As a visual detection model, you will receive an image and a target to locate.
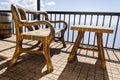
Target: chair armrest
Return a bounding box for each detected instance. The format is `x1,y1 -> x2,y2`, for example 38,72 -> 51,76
50,20 -> 67,32
20,20 -> 55,37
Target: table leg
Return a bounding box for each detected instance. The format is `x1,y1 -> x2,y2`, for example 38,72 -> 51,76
68,31 -> 85,62
97,33 -> 106,70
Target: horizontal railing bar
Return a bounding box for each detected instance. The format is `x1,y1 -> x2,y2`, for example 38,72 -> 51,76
1,10 -> 120,16
47,11 -> 120,16
0,10 -> 11,12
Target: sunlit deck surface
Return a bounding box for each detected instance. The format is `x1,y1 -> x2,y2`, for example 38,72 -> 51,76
0,35 -> 120,80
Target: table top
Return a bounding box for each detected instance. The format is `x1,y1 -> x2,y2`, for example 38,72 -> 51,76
71,25 -> 114,33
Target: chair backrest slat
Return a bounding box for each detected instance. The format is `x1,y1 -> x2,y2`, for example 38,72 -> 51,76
11,4 -> 34,32
18,8 -> 27,20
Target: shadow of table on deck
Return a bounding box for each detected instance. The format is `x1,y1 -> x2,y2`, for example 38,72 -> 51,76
57,55 -> 109,80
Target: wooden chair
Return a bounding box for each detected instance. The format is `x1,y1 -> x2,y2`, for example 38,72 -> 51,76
10,4 -> 67,73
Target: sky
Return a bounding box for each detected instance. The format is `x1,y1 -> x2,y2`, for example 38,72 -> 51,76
0,0 -> 120,12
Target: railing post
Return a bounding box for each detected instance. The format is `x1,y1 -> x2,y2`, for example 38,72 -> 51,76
37,0 -> 40,20
37,0 -> 40,10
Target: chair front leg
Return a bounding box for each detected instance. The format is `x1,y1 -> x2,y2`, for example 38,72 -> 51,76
9,39 -> 22,67
43,41 -> 53,73
9,49 -> 20,67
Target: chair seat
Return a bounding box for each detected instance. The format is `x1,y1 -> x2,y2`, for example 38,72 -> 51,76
21,29 -> 50,40
21,28 -> 62,40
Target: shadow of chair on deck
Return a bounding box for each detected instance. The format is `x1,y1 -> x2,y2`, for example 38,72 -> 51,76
0,48 -> 61,80
0,56 -> 7,62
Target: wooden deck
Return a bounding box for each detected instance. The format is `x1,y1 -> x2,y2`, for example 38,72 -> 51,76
0,35 -> 120,80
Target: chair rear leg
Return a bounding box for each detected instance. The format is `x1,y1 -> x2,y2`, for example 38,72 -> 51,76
43,43 -> 53,73
60,30 -> 66,48
61,36 -> 66,48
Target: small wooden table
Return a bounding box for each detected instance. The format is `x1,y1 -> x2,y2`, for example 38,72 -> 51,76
68,25 -> 113,70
